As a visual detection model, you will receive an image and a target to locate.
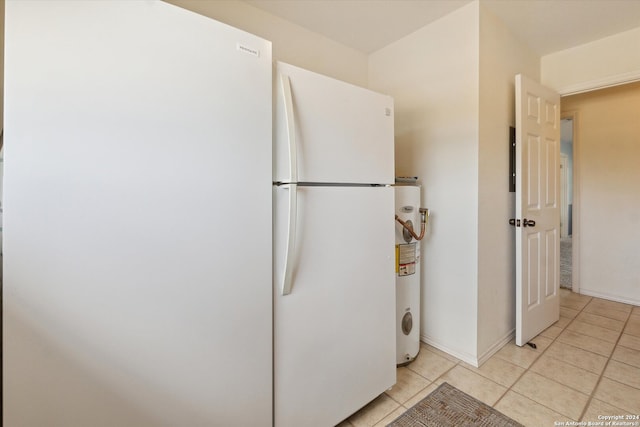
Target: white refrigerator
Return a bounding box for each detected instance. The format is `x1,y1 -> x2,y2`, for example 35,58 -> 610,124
273,62 -> 396,427
4,2 -> 272,426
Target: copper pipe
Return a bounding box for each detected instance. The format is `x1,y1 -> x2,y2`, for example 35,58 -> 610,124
395,208 -> 429,241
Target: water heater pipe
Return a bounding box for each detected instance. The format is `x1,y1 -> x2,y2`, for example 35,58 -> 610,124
395,208 -> 429,241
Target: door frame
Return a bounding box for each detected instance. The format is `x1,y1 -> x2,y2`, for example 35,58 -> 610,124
560,153 -> 569,239
561,111 -> 580,293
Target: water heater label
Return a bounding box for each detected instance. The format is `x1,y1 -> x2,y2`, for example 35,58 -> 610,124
396,243 -> 416,276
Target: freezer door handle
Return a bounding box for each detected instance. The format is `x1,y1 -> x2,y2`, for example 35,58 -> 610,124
281,74 -> 298,183
281,183 -> 297,295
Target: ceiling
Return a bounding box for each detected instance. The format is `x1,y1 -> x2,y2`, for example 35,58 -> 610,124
244,0 -> 640,55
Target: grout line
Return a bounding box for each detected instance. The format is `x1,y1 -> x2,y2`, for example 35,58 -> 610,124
376,293 -> 638,425
576,297 -> 634,422
491,358 -> 533,409
539,298 -> 596,416
492,302 -> 577,415
386,348 -> 460,409
494,293 -> 636,422
492,292 -> 594,419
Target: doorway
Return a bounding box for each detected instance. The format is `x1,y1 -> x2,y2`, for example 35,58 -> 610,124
560,117 -> 573,290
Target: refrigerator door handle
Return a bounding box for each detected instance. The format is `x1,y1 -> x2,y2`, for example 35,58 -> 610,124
281,183 -> 297,295
281,74 -> 298,183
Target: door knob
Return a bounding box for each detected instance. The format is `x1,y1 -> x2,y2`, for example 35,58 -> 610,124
523,219 -> 536,227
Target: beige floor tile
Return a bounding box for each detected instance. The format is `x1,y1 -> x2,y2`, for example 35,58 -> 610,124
561,306 -> 580,319
509,336 -> 552,361
543,341 -> 608,374
384,367 -> 430,404
373,407 -> 406,427
402,382 -> 438,409
530,355 -> 600,394
567,319 -> 622,343
568,290 -> 592,299
460,357 -> 525,388
512,371 -> 589,420
432,377 -> 445,387
576,311 -> 626,332
586,298 -> 633,313
581,398 -> 628,423
528,335 -> 554,352
406,347 -> 456,381
554,316 -> 573,329
624,314 -> 640,338
494,341 -> 545,369
603,359 -> 640,389
561,294 -> 592,311
557,329 -> 616,357
347,393 -> 400,427
583,303 -> 630,322
495,390 -> 571,427
560,290 -> 592,301
540,324 -> 563,339
559,288 -> 572,298
437,365 -> 507,407
594,377 -> 640,414
561,297 -> 590,311
420,343 -> 462,363
611,345 -> 640,369
347,295 -> 639,426
619,333 -> 640,351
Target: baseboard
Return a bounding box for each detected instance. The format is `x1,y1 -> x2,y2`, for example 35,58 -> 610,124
477,329 -> 515,367
578,288 -> 640,307
420,329 -> 515,368
420,334 -> 479,367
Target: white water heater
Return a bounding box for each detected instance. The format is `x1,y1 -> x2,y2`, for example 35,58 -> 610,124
394,185 -> 423,365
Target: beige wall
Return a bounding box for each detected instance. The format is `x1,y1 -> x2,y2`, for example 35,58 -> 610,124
477,5 -> 540,362
369,2 -> 480,363
562,82 -> 640,305
542,26 -> 640,95
369,1 -> 543,365
163,0 -> 369,87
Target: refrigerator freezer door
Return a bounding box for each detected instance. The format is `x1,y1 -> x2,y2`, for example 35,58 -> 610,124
273,185 -> 396,427
4,2 -> 272,426
274,62 -> 395,185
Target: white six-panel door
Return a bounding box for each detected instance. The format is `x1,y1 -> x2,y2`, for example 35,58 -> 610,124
515,74 -> 561,346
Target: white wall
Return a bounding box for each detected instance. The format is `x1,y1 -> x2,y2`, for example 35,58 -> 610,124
369,2 -> 480,363
163,0 -> 369,87
369,1 -> 544,365
477,5 -> 540,362
542,26 -> 640,95
561,83 -> 640,305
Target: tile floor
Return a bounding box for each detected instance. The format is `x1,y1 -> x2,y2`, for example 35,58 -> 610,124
338,289 -> 640,427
